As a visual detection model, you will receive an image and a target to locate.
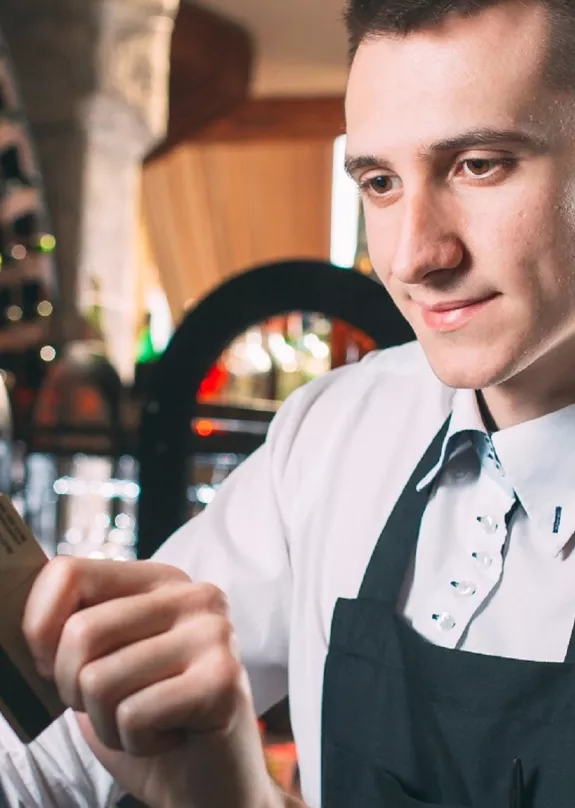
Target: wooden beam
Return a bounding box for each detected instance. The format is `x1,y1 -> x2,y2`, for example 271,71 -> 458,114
191,96 -> 346,143
146,2 -> 254,162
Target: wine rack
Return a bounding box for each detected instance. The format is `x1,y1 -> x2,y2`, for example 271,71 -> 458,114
0,32 -> 58,432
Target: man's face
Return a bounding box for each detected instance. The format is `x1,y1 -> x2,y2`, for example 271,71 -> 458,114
346,0 -> 575,393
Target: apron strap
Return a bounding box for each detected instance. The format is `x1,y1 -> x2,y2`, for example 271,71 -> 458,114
359,416 -> 451,604
564,619 -> 575,664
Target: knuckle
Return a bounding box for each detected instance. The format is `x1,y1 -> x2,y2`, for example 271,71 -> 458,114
49,555 -> 82,589
79,662 -> 109,704
23,557 -> 81,649
151,562 -> 191,585
22,613 -> 44,652
184,611 -> 235,656
209,646 -> 242,694
56,676 -> 80,710
210,614 -> 234,647
164,581 -> 230,621
116,699 -> 142,737
62,612 -> 94,657
197,582 -> 229,615
206,655 -> 243,728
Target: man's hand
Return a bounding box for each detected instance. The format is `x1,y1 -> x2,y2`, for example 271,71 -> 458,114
22,557 -> 280,808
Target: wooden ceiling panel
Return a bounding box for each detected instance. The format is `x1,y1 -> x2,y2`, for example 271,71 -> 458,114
147,2 -> 254,161
192,96 -> 345,142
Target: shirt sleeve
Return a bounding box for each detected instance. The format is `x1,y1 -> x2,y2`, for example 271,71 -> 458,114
0,710 -> 121,808
152,409 -> 294,716
0,383 -> 301,806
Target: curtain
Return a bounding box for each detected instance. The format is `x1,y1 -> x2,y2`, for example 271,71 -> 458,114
141,137 -> 334,319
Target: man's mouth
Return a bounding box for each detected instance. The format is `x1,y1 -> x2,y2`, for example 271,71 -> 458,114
416,295 -> 498,332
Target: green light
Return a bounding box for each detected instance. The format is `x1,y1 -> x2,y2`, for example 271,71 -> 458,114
39,234 -> 56,253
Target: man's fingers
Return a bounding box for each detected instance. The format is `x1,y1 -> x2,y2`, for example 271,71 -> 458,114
52,583 -> 229,706
60,612 -> 233,744
23,557 -> 191,676
78,627 -> 192,749
21,554 -> 249,776
53,592 -> 178,709
114,649 -> 246,757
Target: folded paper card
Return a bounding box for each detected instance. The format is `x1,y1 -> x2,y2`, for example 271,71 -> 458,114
0,495 -> 65,742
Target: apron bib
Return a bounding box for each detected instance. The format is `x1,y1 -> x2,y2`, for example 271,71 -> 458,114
321,418 -> 575,807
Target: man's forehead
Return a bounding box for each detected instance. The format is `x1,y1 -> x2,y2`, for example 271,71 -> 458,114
347,0 -> 551,66
346,1 -> 552,108
345,3 -> 558,156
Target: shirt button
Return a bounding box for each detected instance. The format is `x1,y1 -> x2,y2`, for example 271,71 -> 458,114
477,515 -> 498,534
432,612 -> 457,631
472,551 -> 493,569
451,580 -> 477,597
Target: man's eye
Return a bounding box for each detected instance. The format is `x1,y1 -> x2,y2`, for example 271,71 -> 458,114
360,175 -> 395,195
464,158 -> 494,176
460,158 -> 512,178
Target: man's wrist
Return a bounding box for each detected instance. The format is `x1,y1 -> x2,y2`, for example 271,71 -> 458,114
264,779 -> 307,808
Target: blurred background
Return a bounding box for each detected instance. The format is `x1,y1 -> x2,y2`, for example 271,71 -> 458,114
0,0 -> 413,798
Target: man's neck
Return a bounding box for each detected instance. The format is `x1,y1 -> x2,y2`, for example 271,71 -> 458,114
478,348 -> 575,430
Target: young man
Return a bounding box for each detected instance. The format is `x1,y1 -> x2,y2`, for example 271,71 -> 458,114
4,0 -> 575,805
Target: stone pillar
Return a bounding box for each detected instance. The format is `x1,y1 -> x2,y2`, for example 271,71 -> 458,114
0,0 -> 180,379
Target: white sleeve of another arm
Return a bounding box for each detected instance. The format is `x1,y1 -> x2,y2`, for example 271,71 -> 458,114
0,709 -> 120,808
153,423 -> 294,716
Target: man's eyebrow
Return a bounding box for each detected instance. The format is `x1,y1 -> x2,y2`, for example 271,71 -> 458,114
344,154 -> 390,177
344,128 -> 549,177
428,127 -> 549,153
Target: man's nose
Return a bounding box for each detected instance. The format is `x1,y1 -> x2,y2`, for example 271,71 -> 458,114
390,191 -> 464,285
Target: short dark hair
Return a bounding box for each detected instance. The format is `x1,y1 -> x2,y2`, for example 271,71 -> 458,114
344,0 -> 575,87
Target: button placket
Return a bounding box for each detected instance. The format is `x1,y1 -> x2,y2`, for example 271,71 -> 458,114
426,500 -> 508,643
470,485 -> 511,583
422,558 -> 488,647
473,498 -> 512,559
470,514 -> 501,574
416,460 -> 512,649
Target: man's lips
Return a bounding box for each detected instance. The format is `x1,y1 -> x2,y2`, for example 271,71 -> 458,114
416,295 -> 498,332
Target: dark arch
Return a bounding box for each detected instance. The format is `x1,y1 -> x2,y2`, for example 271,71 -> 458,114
137,259 -> 414,557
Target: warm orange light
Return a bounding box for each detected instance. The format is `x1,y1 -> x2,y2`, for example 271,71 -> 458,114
195,419 -> 215,437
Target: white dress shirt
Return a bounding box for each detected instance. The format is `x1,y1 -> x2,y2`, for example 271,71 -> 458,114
2,340 -> 575,807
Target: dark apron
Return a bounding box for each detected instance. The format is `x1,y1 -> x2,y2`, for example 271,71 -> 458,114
321,418 -> 575,807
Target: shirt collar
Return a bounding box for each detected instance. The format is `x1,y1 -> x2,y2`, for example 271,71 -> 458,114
492,403 -> 575,556
417,388 -> 575,557
416,387 -> 486,491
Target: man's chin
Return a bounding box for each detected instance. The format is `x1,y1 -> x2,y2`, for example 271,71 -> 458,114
420,340 -> 516,391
